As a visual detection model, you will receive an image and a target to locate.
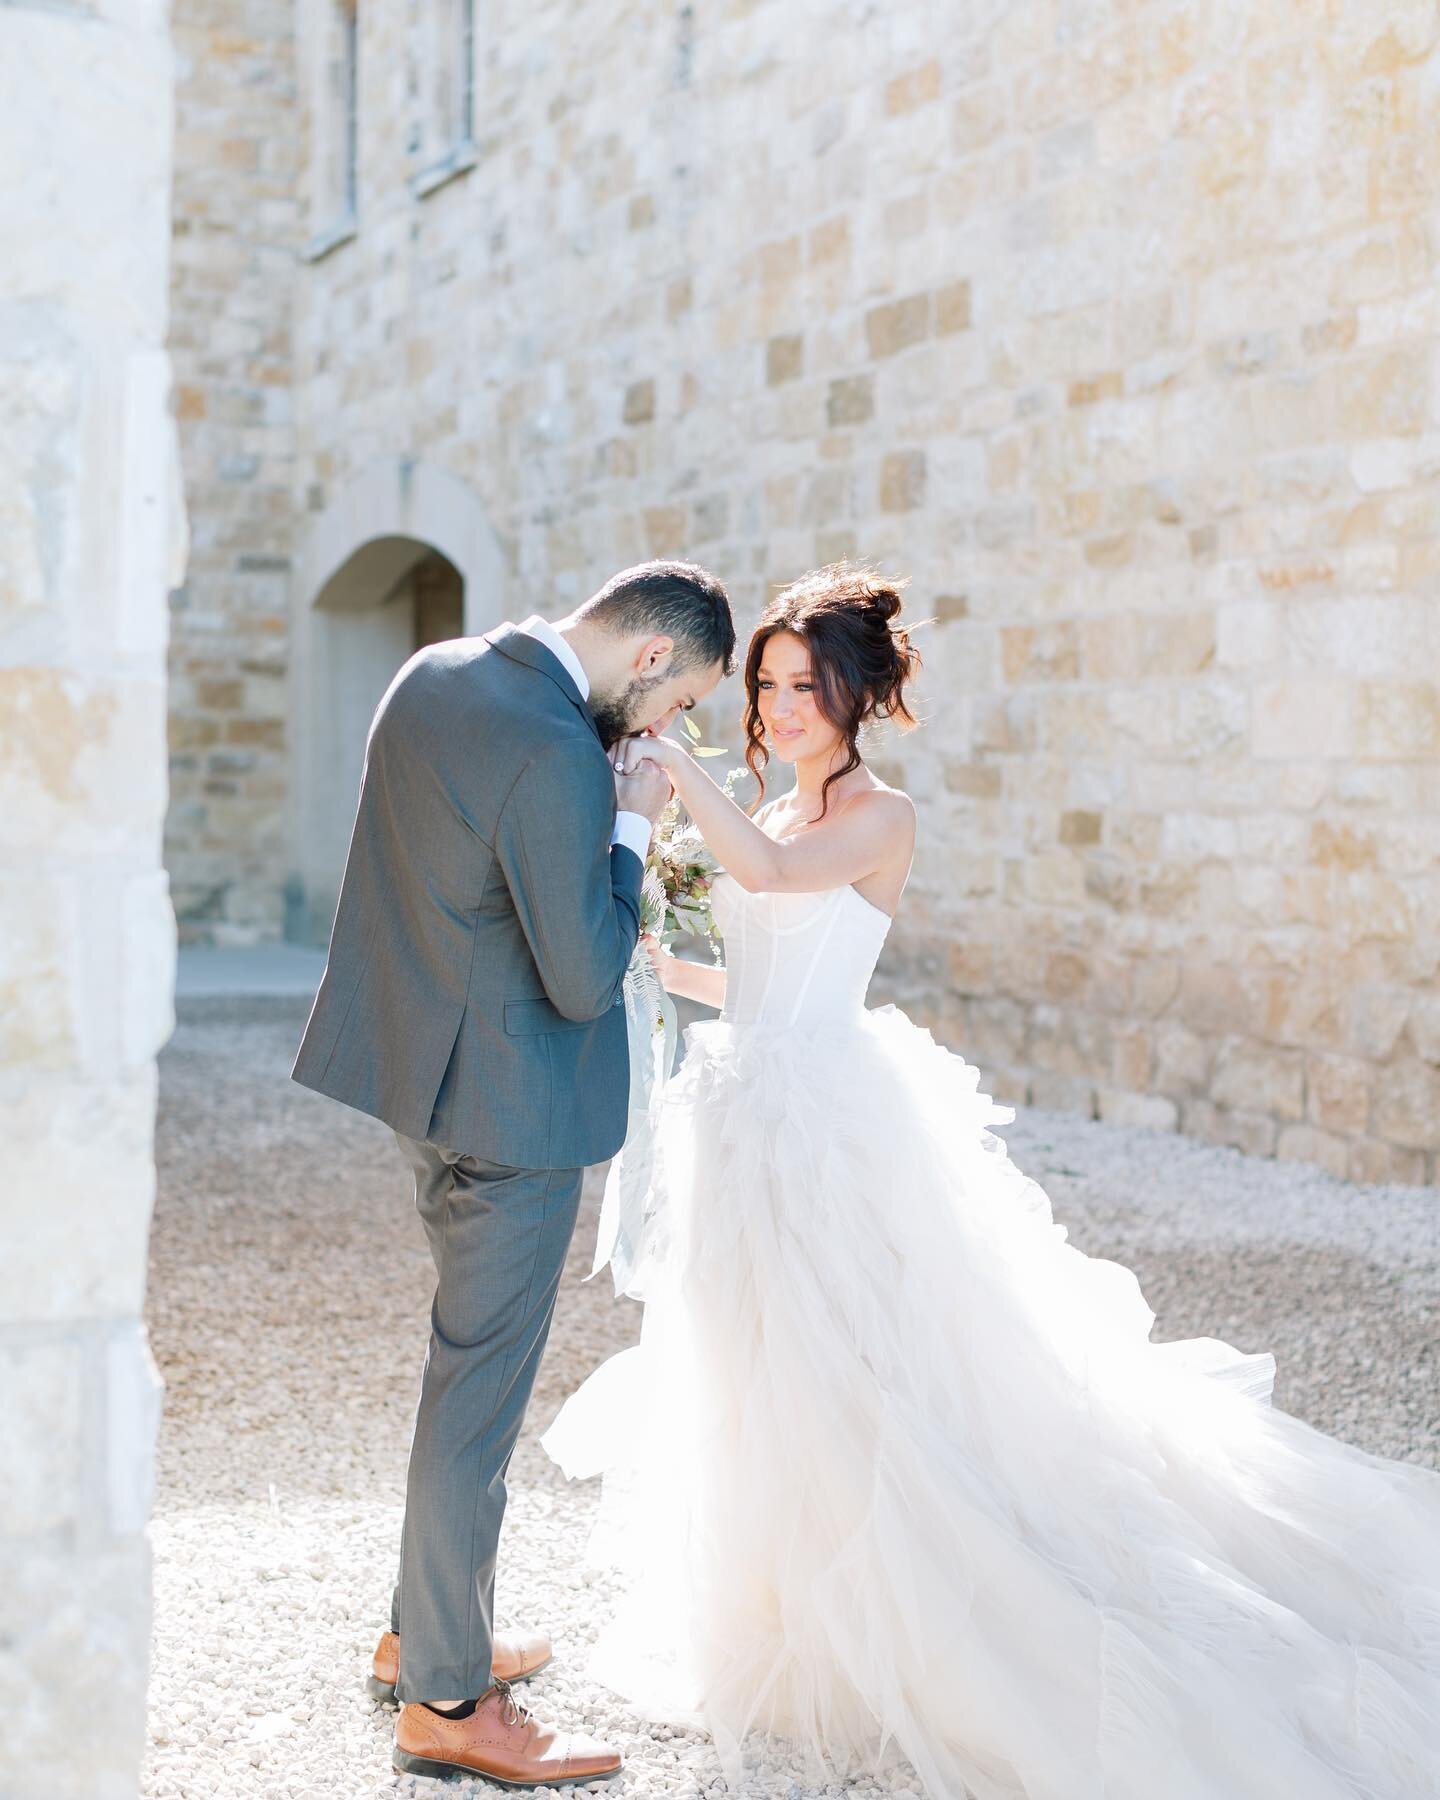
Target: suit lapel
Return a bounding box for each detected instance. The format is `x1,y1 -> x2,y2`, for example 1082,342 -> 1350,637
483,622 -> 605,748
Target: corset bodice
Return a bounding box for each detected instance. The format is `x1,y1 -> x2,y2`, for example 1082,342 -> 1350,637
711,871 -> 891,1030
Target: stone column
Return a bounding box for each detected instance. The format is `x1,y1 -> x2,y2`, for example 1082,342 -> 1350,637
0,0 -> 184,1792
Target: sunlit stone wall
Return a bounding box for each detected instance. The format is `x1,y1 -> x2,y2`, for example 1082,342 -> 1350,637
0,0 -> 184,1790
173,0 -> 1440,1183
165,0 -> 298,943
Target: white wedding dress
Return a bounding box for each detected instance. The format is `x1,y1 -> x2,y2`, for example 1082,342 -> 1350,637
542,873 -> 1440,1799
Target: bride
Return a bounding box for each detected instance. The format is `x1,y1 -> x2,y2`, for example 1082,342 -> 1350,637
541,564 -> 1440,1800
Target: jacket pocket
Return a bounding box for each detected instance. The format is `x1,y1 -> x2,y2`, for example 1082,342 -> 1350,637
503,996 -> 594,1035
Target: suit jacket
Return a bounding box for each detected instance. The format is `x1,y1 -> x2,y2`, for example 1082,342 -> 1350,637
291,622 -> 643,1169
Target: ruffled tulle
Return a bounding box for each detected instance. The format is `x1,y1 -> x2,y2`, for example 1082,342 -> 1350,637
543,1003 -> 1440,1799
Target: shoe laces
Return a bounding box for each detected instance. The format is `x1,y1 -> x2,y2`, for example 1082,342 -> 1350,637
492,1676 -> 531,1729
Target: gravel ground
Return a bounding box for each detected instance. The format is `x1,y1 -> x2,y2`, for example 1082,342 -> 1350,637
143,997 -> 1439,1800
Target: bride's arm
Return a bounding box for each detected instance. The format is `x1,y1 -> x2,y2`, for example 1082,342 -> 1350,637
643,934 -> 726,1009
638,736 -> 914,894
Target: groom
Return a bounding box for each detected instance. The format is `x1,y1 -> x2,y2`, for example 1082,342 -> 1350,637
292,559 -> 735,1786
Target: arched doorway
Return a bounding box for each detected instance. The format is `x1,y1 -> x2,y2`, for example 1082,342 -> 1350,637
288,459 -> 504,945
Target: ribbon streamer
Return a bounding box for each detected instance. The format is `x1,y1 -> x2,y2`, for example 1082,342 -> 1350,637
587,942 -> 680,1299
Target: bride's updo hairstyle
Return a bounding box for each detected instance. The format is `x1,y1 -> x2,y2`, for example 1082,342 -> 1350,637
742,562 -> 923,822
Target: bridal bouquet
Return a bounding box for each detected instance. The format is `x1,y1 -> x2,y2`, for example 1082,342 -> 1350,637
637,770 -> 739,998
590,723 -> 744,1298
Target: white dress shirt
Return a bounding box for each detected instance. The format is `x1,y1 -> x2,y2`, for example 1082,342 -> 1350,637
515,614 -> 653,866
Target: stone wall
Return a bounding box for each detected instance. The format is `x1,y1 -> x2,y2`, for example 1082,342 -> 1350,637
175,0 -> 1440,1183
0,0 -> 184,1792
166,0 -> 299,944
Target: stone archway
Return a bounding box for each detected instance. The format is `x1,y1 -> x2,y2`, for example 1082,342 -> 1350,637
288,459 -> 504,945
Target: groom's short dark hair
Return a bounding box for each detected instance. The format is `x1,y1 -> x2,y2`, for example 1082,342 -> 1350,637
581,560 -> 737,676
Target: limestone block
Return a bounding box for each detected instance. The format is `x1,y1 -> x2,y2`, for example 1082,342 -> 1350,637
1261,960 -> 1346,1042
879,449 -> 927,512
1176,963 -> 1249,1035
641,505 -> 687,557
1182,1098 -> 1279,1158
1095,1086 -> 1179,1132
0,304 -> 81,636
1080,614 -> 1143,681
1025,850 -> 1086,908
0,878 -> 77,1072
1028,1070 -> 1098,1115
1354,680 -> 1440,757
1347,1136 -> 1430,1185
1334,870 -> 1415,943
1034,690 -> 1108,755
1342,983 -> 1413,1058
1408,993 -> 1440,1066
1351,437 -> 1420,492
1160,811 -> 1239,860
964,994 -> 1029,1064
1251,679 -> 1353,758
1306,1051 -> 1376,1135
1058,810 -> 1101,849
0,1338 -> 82,1540
885,59 -> 941,117
1105,687 -> 1174,755
1000,621 -> 1080,685
622,378 -> 655,425
940,758 -> 999,801
828,372 -> 871,428
1310,818 -> 1380,870
1154,1025 -> 1213,1093
765,333 -> 803,386
0,669 -> 168,857
1172,679 -> 1248,759
1129,957 -> 1180,1018
1288,596 -> 1436,676
1110,1023 -> 1154,1089
1139,611 -> 1217,677
0,1540 -> 150,1800
1334,348 -> 1429,436
865,294 -> 930,359
935,279 -> 973,335
1275,1124 -> 1351,1179
0,1083 -> 156,1319
951,81 -> 1007,154
1371,1056 -> 1440,1150
106,1322 -> 161,1537
1044,950 -> 1093,1004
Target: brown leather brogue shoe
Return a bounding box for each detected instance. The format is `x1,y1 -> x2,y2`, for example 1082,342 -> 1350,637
392,1679 -> 622,1787
366,1627 -> 554,1704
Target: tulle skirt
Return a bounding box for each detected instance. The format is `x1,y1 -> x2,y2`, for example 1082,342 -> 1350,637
542,1004 -> 1440,1799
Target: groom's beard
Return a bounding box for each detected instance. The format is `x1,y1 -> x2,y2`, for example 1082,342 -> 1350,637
588,672 -> 666,750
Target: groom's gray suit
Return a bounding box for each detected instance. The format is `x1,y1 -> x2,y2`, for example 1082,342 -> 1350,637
292,620 -> 647,1702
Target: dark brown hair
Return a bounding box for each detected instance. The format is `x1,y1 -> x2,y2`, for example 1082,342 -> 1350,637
743,563 -> 923,821
581,559 -> 737,676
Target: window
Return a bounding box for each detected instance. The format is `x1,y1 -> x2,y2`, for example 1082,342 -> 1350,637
413,0 -> 477,197
306,0 -> 359,259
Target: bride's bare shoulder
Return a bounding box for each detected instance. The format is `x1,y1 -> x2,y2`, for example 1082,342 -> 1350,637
849,782 -> 916,835
838,781 -> 918,856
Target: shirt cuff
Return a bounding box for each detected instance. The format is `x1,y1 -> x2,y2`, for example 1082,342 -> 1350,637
610,810 -> 653,865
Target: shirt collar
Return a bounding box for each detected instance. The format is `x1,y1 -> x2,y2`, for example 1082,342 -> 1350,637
515,613 -> 589,702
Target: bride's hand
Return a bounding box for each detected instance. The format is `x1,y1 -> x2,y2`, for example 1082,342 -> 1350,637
630,731 -> 690,777
641,933 -> 680,991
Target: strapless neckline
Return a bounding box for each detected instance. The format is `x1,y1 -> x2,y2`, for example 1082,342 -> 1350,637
712,871 -> 893,931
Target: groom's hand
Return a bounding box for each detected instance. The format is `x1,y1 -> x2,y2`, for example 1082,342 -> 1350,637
612,738 -> 672,822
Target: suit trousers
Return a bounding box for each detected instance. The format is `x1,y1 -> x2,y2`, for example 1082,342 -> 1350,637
390,1132 -> 584,1702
